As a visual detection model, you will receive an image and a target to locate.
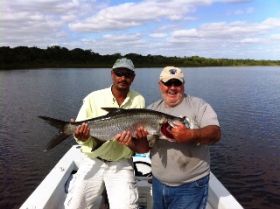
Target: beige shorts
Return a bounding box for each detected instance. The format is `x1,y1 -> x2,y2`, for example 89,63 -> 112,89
64,155 -> 138,209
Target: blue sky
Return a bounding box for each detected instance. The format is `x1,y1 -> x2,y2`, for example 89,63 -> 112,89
1,0 -> 280,59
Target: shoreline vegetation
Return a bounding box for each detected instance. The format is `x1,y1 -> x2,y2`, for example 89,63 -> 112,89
1,46 -> 280,70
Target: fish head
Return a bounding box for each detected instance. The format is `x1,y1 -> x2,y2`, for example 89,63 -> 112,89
167,116 -> 191,128
160,122 -> 175,140
160,116 -> 191,142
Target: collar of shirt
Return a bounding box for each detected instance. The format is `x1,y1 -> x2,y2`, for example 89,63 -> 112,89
109,85 -> 132,107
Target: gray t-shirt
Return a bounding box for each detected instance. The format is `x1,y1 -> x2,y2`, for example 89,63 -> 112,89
148,95 -> 220,186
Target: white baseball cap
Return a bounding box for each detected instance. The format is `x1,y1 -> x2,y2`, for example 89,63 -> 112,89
160,66 -> 184,82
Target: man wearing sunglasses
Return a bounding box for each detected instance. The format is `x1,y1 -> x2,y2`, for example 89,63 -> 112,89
64,58 -> 149,209
147,66 -> 221,209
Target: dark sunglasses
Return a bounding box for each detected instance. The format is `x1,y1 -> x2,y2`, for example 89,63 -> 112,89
162,80 -> 183,87
114,70 -> 135,78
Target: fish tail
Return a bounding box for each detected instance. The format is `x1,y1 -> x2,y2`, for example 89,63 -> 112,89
38,116 -> 72,152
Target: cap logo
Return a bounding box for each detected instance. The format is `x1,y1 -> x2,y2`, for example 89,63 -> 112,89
169,69 -> 177,74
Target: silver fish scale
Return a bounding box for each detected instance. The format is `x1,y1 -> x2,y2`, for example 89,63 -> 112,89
87,111 -> 165,141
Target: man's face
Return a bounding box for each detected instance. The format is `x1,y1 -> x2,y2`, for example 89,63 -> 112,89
111,68 -> 135,90
159,79 -> 184,107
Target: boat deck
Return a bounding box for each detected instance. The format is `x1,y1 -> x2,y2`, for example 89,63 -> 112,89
20,146 -> 243,209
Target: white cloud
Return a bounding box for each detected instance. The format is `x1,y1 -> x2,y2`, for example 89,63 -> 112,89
261,18 -> 280,28
170,18 -> 280,44
69,0 -> 210,32
102,33 -> 143,44
0,0 -> 92,47
239,38 -> 261,43
1,0 -> 280,59
231,7 -> 254,15
172,29 -> 200,38
159,17 -> 280,59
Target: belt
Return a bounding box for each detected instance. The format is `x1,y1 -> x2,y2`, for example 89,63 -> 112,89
97,157 -> 113,163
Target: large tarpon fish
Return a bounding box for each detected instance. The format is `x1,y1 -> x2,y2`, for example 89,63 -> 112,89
39,108 -> 190,151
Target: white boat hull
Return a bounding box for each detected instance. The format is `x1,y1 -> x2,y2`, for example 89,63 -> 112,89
20,145 -> 243,209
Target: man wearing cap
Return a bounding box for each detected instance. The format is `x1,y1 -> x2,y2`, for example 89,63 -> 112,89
64,58 -> 149,209
147,66 -> 221,209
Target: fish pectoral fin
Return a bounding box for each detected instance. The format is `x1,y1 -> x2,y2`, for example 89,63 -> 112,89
91,137 -> 105,152
147,135 -> 159,147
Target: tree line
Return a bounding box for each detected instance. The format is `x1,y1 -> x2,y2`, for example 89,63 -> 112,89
1,46 -> 279,70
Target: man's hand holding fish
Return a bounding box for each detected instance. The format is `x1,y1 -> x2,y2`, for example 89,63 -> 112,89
114,127 -> 149,153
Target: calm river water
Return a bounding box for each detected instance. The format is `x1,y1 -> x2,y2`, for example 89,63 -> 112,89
0,67 -> 280,209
